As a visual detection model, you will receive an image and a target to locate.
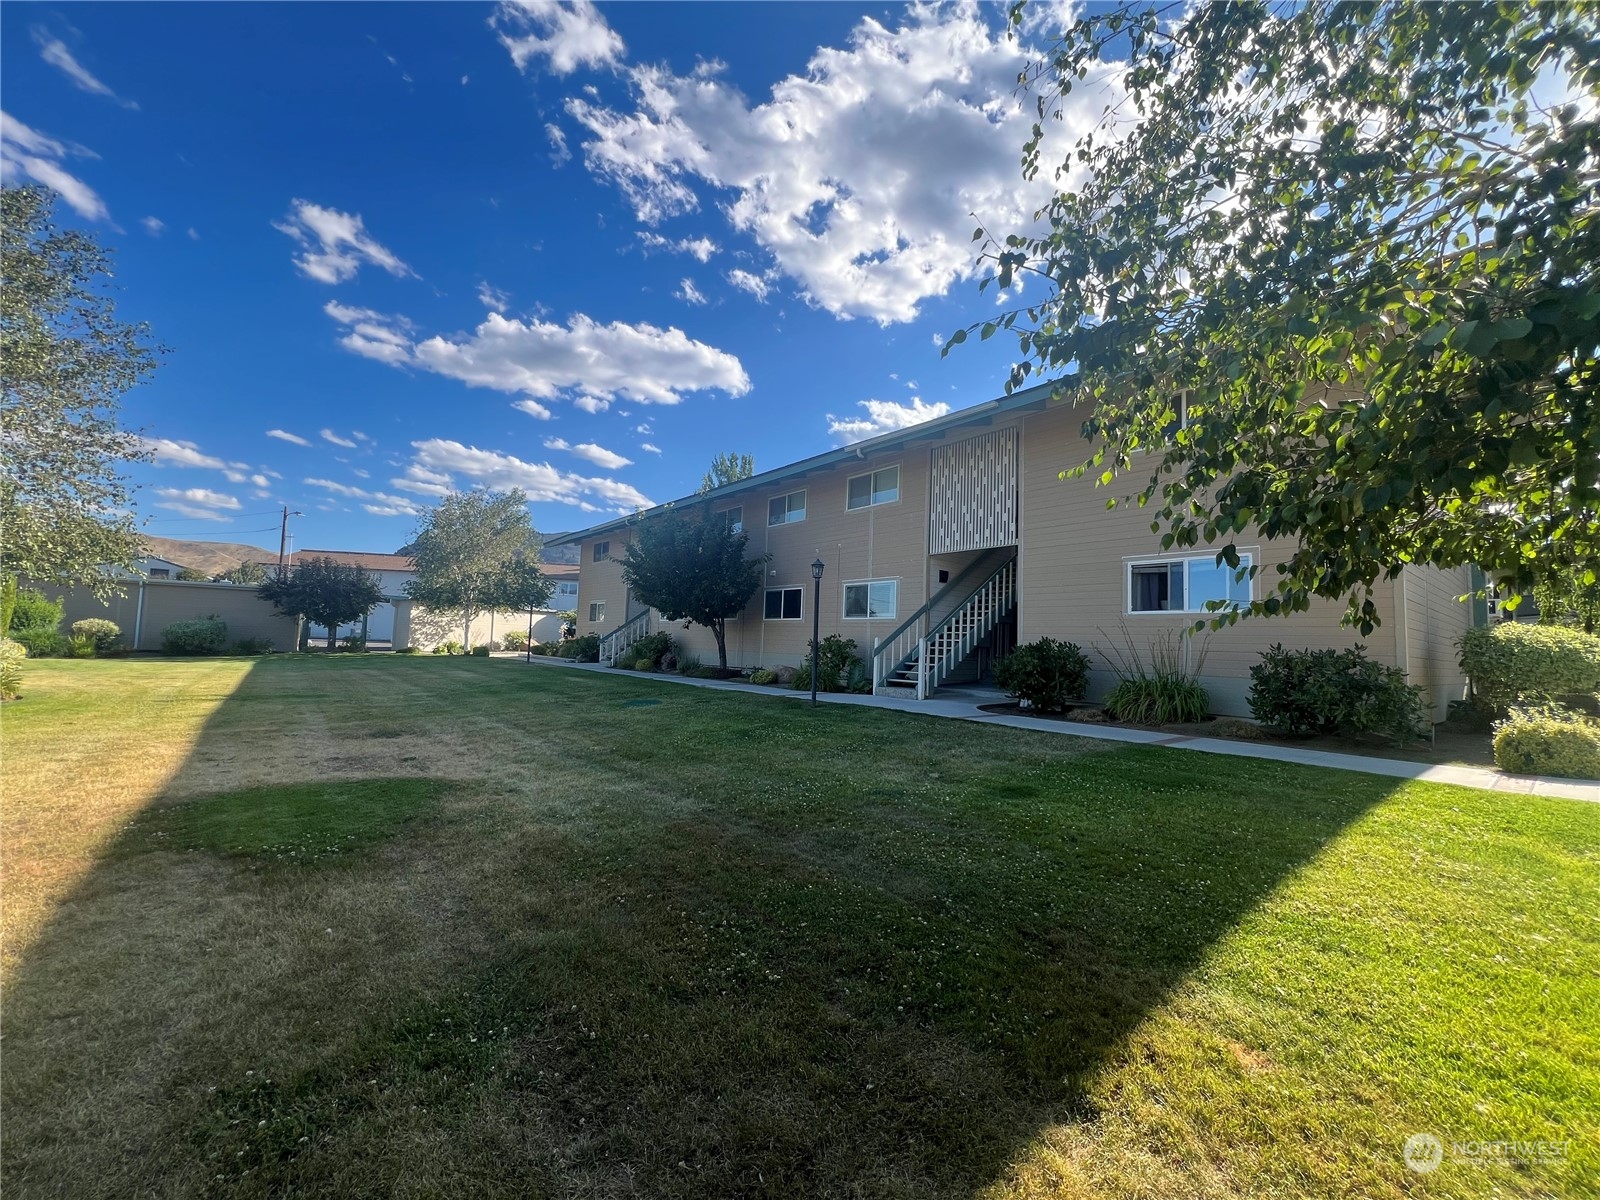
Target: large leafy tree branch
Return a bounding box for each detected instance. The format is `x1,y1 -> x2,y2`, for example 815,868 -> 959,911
616,508 -> 767,668
2,186 -> 160,596
952,1 -> 1599,631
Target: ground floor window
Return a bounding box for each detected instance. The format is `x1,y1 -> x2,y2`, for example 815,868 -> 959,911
588,600 -> 606,622
1127,553 -> 1252,613
843,579 -> 897,619
764,586 -> 803,620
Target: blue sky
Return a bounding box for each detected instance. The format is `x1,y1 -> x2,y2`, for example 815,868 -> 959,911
3,1 -> 1091,553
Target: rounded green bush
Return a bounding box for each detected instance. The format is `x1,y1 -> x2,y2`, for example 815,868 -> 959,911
10,627 -> 68,658
70,618 -> 122,654
749,667 -> 778,685
1460,623 -> 1600,711
161,616 -> 228,656
1492,708 -> 1600,779
1,637 -> 27,699
995,637 -> 1091,712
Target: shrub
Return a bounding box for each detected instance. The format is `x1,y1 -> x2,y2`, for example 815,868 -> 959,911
676,652 -> 703,675
995,638 -> 1091,712
470,645 -> 491,657
161,616 -> 228,655
1,638 -> 25,699
660,652 -> 678,672
749,667 -> 778,685
1459,623 -> 1600,712
629,631 -> 677,669
10,588 -> 63,633
436,640 -> 463,656
232,637 -> 275,655
71,618 -> 122,654
67,633 -> 97,659
793,634 -> 860,693
1100,626 -> 1210,725
340,634 -> 368,653
1492,707 -> 1600,779
502,630 -> 530,651
1249,643 -> 1428,744
556,634 -> 601,663
396,646 -> 421,655
1066,707 -> 1109,724
10,627 -> 69,658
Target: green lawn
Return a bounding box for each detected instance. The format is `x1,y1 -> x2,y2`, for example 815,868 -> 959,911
3,655 -> 1596,1198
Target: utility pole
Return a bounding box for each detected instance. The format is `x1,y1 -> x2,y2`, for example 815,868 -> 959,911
277,506 -> 303,577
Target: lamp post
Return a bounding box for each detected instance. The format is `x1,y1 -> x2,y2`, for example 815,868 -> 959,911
526,604 -> 535,664
810,556 -> 825,707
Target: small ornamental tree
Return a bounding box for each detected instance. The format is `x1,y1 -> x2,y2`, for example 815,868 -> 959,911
404,490 -> 548,649
617,509 -> 767,668
214,560 -> 268,585
258,556 -> 384,650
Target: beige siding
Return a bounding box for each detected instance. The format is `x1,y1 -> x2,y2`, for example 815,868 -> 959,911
392,602 -> 565,651
1016,401 -> 1399,717
41,580 -> 301,652
1400,564 -> 1475,716
576,534 -> 635,639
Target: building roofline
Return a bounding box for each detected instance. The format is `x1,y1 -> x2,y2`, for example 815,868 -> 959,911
544,377 -> 1072,547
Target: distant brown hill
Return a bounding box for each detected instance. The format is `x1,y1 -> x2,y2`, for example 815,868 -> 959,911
141,535 -> 275,577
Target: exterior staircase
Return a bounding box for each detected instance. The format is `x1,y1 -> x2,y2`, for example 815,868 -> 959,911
872,553 -> 1017,699
598,610 -> 651,666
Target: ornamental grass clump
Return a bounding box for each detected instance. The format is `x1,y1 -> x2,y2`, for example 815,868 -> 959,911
1099,625 -> 1210,725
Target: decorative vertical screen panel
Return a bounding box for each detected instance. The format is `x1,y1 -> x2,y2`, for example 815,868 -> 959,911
927,428 -> 1019,553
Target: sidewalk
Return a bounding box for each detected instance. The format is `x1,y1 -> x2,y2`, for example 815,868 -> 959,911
519,657 -> 1600,802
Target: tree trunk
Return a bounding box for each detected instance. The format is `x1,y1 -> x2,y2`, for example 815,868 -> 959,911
326,623 -> 337,652
711,619 -> 727,669
462,606 -> 472,652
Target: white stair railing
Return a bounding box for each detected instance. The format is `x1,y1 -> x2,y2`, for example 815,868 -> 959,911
598,610 -> 651,665
913,558 -> 1017,698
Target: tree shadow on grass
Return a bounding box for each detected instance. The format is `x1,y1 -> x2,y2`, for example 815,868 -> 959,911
1,656 -> 1404,1198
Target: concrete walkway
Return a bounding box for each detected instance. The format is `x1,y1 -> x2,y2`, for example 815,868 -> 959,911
517,656 -> 1600,802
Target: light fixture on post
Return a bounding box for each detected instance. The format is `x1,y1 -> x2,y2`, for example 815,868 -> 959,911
810,556 -> 825,707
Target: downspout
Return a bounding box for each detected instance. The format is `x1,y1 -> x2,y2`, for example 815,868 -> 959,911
132,578 -> 146,650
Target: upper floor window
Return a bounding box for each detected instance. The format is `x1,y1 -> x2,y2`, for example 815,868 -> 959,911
1127,553 -> 1252,614
843,579 -> 897,619
592,541 -> 610,562
846,465 -> 900,511
768,490 -> 806,526
719,506 -> 744,534
552,581 -> 579,601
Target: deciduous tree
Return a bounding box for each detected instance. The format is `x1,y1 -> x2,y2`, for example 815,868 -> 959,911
698,452 -> 755,494
404,490 -> 549,648
258,556 -> 384,650
1,186 -> 160,595
954,1 -> 1599,632
617,509 -> 767,668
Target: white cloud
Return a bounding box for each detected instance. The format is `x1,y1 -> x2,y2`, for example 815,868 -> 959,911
0,111 -> 107,221
636,232 -> 717,262
641,442 -> 662,454
545,123 -> 571,167
140,216 -> 164,236
568,6 -> 1109,323
674,277 -> 707,305
222,468 -> 271,488
266,428 -> 312,446
493,0 -> 624,75
323,304 -> 749,406
545,437 -> 632,470
513,398 -> 554,420
478,280 -> 511,311
139,436 -> 225,469
726,269 -> 773,303
187,227 -> 200,241
303,477 -> 422,516
573,395 -> 609,414
154,486 -> 241,515
275,199 -> 415,285
826,397 -> 951,444
320,429 -> 358,448
32,28 -> 137,109
400,438 -> 651,513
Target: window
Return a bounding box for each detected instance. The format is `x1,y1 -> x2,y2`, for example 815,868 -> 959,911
1127,553 -> 1252,613
846,465 -> 900,510
553,581 -> 579,604
147,568 -> 170,579
768,490 -> 806,526
718,506 -> 744,533
592,541 -> 610,562
843,580 -> 897,619
764,586 -> 803,620
588,600 -> 607,622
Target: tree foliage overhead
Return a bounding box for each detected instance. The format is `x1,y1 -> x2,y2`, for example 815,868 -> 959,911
258,557 -> 385,650
403,490 -> 550,647
954,2 -> 1600,631
699,452 -> 755,494
616,509 -> 767,667
2,186 -> 161,595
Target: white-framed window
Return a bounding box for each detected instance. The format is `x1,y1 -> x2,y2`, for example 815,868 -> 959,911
846,465 -> 900,511
843,579 -> 897,619
768,490 -> 807,526
588,600 -> 607,622
552,581 -> 579,605
719,506 -> 744,533
592,541 -> 610,562
763,586 -> 803,620
1126,552 -> 1253,614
